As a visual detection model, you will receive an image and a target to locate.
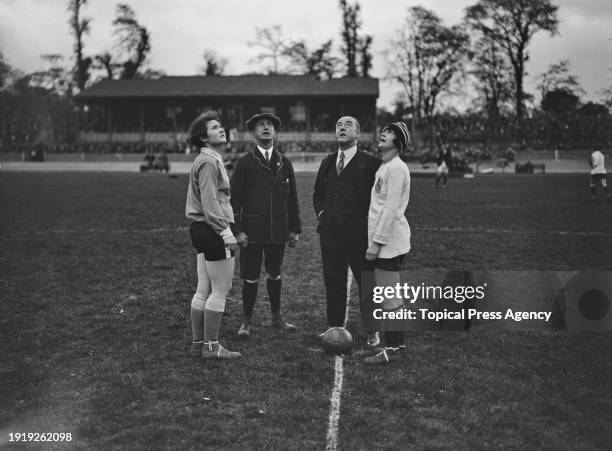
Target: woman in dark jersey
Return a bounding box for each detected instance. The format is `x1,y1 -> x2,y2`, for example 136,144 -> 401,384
185,111 -> 240,359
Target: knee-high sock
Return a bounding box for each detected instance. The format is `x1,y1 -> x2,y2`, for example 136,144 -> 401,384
267,278 -> 282,314
374,268 -> 401,310
204,308 -> 224,342
191,254 -> 211,342
203,258 -> 234,342
190,293 -> 207,341
374,268 -> 402,335
242,280 -> 258,319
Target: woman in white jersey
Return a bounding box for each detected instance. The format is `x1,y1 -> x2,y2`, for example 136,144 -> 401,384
185,111 -> 241,359
364,122 -> 412,364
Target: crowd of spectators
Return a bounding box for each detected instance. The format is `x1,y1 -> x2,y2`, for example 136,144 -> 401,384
0,140 -> 373,156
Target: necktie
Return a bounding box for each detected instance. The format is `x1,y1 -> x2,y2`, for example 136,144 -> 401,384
265,150 -> 270,162
337,151 -> 345,175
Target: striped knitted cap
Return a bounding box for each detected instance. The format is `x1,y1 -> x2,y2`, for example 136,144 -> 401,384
384,122 -> 411,152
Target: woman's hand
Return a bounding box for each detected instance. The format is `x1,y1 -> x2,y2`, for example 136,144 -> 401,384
235,232 -> 248,247
223,234 -> 238,253
288,232 -> 299,248
365,243 -> 381,261
226,242 -> 239,253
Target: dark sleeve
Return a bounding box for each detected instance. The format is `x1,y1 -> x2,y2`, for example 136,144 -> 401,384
313,156 -> 328,216
369,155 -> 381,187
363,155 -> 381,209
372,156 -> 382,177
230,155 -> 247,234
286,158 -> 302,234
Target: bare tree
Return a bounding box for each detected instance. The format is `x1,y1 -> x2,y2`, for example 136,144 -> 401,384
67,0 -> 92,91
359,35 -> 373,77
465,0 -> 559,120
27,54 -> 72,97
198,49 -> 228,76
0,52 -> 14,90
338,0 -> 371,77
385,6 -> 470,141
93,52 -> 118,80
339,0 -> 359,77
140,68 -> 166,79
281,41 -> 308,75
113,4 -> 151,79
93,4 -> 152,80
248,25 -> 289,74
600,86 -> 612,112
283,40 -> 341,79
469,34 -> 514,123
536,60 -> 584,101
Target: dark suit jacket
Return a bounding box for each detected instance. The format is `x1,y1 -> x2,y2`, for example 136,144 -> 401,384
230,147 -> 301,243
312,149 -> 381,233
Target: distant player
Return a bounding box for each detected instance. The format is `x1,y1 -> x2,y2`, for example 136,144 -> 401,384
589,149 -> 610,200
434,146 -> 452,188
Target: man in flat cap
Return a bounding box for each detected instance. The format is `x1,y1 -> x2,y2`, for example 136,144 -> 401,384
230,113 -> 302,338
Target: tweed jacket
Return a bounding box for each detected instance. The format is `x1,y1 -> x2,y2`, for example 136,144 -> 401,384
230,147 -> 302,243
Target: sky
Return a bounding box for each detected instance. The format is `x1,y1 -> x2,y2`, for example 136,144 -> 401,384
1,0 -> 611,109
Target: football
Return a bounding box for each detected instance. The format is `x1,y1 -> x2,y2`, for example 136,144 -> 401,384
322,326 -> 353,355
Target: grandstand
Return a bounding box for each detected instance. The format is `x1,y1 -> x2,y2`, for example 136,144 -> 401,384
74,75 -> 379,147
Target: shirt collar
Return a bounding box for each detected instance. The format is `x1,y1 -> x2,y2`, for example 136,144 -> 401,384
337,145 -> 357,160
257,145 -> 274,159
201,146 -> 223,163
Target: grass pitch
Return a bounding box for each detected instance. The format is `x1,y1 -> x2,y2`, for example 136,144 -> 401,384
1,171 -> 611,450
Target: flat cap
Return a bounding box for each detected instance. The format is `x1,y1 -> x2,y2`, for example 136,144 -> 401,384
245,112 -> 281,132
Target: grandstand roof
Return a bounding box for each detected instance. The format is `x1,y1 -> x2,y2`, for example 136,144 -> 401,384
76,75 -> 379,100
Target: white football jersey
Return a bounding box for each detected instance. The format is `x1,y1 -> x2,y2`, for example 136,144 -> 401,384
590,151 -> 606,175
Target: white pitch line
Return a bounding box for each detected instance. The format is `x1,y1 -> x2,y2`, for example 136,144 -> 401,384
325,269 -> 353,451
4,226 -> 610,238
417,226 -> 609,237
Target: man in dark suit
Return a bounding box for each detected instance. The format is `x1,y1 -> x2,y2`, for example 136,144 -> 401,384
313,115 -> 381,345
231,113 -> 302,338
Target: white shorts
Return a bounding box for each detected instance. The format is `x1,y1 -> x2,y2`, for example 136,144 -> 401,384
437,162 -> 448,175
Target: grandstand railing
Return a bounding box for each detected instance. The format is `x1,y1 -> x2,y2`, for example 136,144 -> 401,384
59,153 -> 196,162
1,152 -> 331,164
0,152 -> 26,162
80,131 -> 374,143
554,150 -> 594,161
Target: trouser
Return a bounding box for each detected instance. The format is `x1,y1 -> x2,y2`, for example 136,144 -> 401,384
319,224 -> 374,329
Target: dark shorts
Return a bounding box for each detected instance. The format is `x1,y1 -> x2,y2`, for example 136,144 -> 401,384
190,222 -> 234,261
240,243 -> 285,280
374,253 -> 407,271
591,174 -> 607,183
